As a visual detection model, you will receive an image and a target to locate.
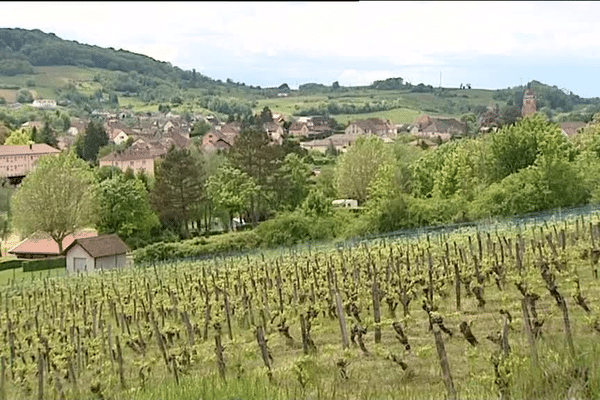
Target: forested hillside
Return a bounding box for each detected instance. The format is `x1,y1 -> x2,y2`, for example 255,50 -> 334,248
0,28 -> 216,87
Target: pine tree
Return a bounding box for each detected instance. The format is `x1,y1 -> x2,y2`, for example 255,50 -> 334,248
78,119 -> 108,163
151,146 -> 204,237
40,122 -> 58,147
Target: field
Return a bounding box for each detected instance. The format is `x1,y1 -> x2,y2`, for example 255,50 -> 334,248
253,88 -> 505,125
0,66 -> 104,102
2,213 -> 600,399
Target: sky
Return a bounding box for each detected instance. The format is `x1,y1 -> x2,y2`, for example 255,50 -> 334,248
2,1 -> 600,97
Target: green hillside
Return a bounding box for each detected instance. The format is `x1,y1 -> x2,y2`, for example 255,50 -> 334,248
1,28 -> 599,125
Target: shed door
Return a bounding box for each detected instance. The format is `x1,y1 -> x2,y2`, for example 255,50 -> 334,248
74,257 -> 87,272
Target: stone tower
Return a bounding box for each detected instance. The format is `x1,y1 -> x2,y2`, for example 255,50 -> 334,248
521,89 -> 537,117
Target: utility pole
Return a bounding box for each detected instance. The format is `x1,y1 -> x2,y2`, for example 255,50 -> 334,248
439,71 -> 442,88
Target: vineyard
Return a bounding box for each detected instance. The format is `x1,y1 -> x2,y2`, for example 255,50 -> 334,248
3,215 -> 600,399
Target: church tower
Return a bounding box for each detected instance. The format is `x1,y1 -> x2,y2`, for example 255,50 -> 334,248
521,89 -> 537,117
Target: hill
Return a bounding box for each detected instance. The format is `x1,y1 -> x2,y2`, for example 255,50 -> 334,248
0,28 -> 599,124
0,28 -> 214,86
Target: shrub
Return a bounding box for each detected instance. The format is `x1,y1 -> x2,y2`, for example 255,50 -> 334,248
132,231 -> 260,264
22,257 -> 66,272
0,259 -> 24,271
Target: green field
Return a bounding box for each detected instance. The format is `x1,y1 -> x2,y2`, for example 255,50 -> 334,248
2,214 -> 600,399
0,65 -> 509,125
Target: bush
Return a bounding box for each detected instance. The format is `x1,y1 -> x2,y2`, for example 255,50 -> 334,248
0,258 -> 24,271
255,210 -> 349,247
22,257 -> 66,272
132,230 -> 260,264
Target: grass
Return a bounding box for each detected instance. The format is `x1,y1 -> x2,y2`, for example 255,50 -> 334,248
0,265 -> 65,285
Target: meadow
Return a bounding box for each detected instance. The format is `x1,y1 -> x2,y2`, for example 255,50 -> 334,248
1,212 -> 600,399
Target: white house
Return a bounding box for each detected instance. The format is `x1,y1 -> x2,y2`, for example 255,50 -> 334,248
32,99 -> 57,109
64,234 -> 130,274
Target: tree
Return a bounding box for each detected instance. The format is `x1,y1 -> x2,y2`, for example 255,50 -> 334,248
11,151 -> 98,253
4,128 -> 33,145
487,113 -> 573,182
39,121 -> 58,147
228,128 -> 282,223
96,174 -> 159,247
273,153 -> 313,210
257,106 -> 273,126
206,164 -> 258,231
77,119 -> 108,163
191,120 -> 211,137
16,89 -> 33,103
499,105 -> 522,127
151,146 -> 204,237
335,136 -> 394,204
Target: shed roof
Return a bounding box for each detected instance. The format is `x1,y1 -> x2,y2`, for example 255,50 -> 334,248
65,234 -> 130,258
9,231 -> 97,256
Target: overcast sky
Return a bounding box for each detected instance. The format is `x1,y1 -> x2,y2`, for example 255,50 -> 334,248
2,2 -> 600,97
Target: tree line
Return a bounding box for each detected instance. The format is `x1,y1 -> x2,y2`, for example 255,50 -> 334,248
8,110 -> 600,255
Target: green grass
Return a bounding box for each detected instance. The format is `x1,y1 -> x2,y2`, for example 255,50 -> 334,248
333,107 -> 423,125
0,265 -> 66,285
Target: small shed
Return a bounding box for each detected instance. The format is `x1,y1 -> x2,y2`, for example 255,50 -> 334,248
64,234 -> 130,274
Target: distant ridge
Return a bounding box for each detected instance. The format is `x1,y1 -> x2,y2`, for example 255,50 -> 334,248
0,27 -> 214,85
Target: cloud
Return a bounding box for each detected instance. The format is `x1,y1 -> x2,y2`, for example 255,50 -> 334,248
2,2 -> 600,95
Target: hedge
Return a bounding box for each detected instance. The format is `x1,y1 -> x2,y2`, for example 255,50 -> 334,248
22,257 -> 66,272
133,230 -> 260,264
0,259 -> 24,271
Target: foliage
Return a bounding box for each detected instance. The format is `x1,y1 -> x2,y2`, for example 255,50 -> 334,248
335,136 -> 394,204
151,146 -> 205,237
487,113 -> 574,182
38,121 -> 58,147
302,187 -> 332,217
190,120 -> 211,137
4,127 -> 33,145
22,256 -> 65,272
0,58 -> 34,76
16,89 -> 33,103
273,153 -> 313,211
11,151 -> 98,252
206,164 -> 258,231
228,128 -> 283,222
369,77 -> 405,90
76,119 -> 108,163
294,97 -> 408,116
0,258 -> 23,271
0,28 -> 215,86
132,230 -> 259,263
96,174 -> 160,248
254,210 -> 343,247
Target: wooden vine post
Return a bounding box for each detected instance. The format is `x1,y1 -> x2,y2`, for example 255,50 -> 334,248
521,298 -> 538,369
432,323 -> 457,400
37,348 -> 44,400
372,262 -> 382,344
256,325 -> 273,382
328,266 -> 349,349
214,323 -> 226,382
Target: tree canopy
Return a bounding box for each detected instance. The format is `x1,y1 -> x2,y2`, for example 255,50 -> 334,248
335,136 -> 394,204
11,151 -> 98,252
151,146 -> 204,237
96,174 -> 159,247
76,119 -> 108,163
